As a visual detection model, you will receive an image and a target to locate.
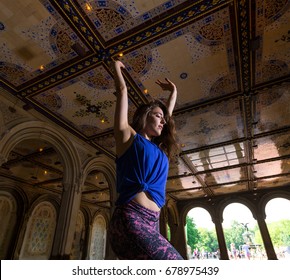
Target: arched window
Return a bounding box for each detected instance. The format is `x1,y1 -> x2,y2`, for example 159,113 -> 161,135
19,201 -> 57,259
89,215 -> 107,259
0,193 -> 17,259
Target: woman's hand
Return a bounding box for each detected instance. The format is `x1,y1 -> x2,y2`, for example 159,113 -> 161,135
155,78 -> 176,93
114,60 -> 125,70
156,78 -> 177,116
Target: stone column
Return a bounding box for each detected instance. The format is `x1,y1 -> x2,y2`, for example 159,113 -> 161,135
256,213 -> 277,260
13,209 -> 30,259
50,181 -> 82,259
104,213 -> 118,260
169,217 -> 187,259
159,208 -> 168,238
213,215 -> 229,260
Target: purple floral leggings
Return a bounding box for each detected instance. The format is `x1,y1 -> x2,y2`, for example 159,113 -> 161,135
108,201 -> 183,260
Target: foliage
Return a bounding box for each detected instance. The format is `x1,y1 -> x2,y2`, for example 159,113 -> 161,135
185,216 -> 290,256
223,220 -> 250,249
186,216 -> 218,253
254,219 -> 290,248
167,224 -> 171,241
186,216 -> 200,250
196,228 -> 219,252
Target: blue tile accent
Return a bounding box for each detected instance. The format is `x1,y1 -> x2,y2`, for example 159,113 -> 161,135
175,30 -> 183,37
155,40 -> 163,46
118,7 -> 126,15
205,16 -> 212,23
0,22 -> 5,31
196,34 -> 203,42
180,72 -> 188,79
115,27 -> 124,34
50,29 -> 57,37
46,5 -> 54,13
94,20 -> 101,28
51,45 -> 58,52
98,1 -> 107,7
143,13 -> 151,20
164,1 -> 173,9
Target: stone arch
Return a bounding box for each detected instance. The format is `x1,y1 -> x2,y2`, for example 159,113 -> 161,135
0,183 -> 29,259
218,197 -> 257,225
259,191 -> 290,220
0,191 -> 18,259
0,182 -> 29,212
29,194 -> 61,213
81,155 -> 116,210
0,120 -> 81,185
166,199 -> 179,225
181,201 -> 215,227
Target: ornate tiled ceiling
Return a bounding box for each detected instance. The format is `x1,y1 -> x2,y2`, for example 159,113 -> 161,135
0,0 -> 289,205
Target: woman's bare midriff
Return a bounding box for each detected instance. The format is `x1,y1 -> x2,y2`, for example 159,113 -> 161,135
132,192 -> 160,212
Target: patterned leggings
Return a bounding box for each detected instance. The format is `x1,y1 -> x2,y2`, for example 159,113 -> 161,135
108,201 -> 183,260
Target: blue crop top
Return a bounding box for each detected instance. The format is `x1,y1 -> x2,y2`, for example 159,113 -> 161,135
115,133 -> 169,208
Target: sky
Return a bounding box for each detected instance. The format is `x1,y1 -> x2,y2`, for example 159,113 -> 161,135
187,198 -> 290,229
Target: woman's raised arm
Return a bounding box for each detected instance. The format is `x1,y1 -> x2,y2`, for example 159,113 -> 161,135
155,78 -> 177,116
113,61 -> 134,156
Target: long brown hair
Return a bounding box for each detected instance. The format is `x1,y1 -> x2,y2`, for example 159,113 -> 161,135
131,100 -> 179,159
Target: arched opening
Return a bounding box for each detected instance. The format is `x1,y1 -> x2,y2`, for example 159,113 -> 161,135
186,207 -> 218,260
223,203 -> 260,260
264,197 -> 290,259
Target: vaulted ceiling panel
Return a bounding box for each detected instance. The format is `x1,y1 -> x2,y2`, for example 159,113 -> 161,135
1,0 -> 289,204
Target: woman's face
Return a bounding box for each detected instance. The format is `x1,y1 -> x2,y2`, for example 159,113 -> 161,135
141,106 -> 166,139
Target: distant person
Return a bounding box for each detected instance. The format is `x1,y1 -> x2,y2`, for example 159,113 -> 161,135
242,243 -> 251,260
230,243 -> 237,259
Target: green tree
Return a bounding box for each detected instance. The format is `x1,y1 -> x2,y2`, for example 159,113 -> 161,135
254,220 -> 290,248
186,216 -> 200,251
224,220 -> 248,250
268,220 -> 290,246
196,228 -> 219,253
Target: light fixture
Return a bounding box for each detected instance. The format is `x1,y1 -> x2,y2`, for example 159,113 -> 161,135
85,3 -> 92,11
180,72 -> 188,79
